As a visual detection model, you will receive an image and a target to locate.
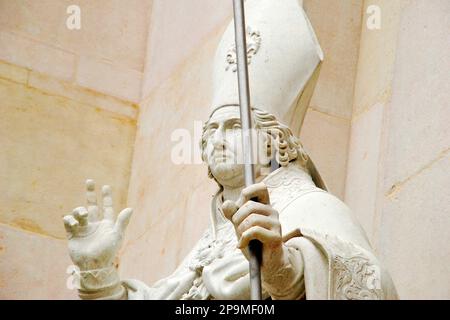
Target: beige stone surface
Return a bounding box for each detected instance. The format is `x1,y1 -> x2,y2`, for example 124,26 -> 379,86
0,60 -> 29,84
0,0 -> 152,72
345,0 -> 406,244
28,71 -> 138,120
352,0 -> 408,117
345,0 -> 450,299
0,74 -> 136,239
344,103 -> 384,241
300,109 -> 350,200
0,0 -> 151,102
382,0 -> 450,191
141,0 -> 232,99
305,0 -> 363,119
120,199 -> 206,285
0,31 -> 76,81
376,2 -> 450,299
0,224 -> 77,299
76,55 -> 143,102
377,153 -> 450,299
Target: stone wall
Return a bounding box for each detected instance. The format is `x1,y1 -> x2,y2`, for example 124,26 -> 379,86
0,0 -> 151,299
345,0 -> 450,299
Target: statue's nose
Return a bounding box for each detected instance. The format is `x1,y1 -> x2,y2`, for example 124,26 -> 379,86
212,138 -> 226,151
212,129 -> 227,150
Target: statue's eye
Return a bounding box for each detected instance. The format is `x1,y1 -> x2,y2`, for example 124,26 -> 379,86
232,123 -> 241,130
208,126 -> 217,134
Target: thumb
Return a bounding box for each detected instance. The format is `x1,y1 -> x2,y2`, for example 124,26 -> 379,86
222,200 -> 239,221
114,208 -> 133,234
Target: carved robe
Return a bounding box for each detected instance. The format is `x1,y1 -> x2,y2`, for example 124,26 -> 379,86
121,163 -> 398,300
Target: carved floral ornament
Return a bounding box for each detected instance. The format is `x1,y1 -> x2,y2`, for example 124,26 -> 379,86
305,229 -> 385,300
333,254 -> 383,300
226,26 -> 261,72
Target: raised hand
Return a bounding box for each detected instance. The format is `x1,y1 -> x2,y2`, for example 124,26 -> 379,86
63,179 -> 133,271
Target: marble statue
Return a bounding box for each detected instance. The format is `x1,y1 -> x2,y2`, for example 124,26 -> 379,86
63,0 -> 398,300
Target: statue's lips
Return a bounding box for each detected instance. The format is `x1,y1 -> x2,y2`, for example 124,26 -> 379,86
212,152 -> 234,163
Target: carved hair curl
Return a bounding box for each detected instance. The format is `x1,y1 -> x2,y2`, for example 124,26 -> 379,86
252,108 -> 308,168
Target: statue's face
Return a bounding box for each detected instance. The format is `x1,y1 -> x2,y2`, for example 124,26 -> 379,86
204,106 -> 270,188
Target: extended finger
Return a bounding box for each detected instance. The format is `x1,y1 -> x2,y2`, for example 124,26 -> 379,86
237,214 -> 279,237
73,207 -> 88,227
102,185 -> 114,221
232,201 -> 274,226
236,182 -> 270,207
86,179 -> 97,205
222,200 -> 239,221
86,179 -> 100,222
114,208 -> 133,235
63,215 -> 79,236
238,226 -> 279,249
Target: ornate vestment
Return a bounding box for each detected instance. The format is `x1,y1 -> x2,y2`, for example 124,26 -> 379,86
122,164 -> 398,300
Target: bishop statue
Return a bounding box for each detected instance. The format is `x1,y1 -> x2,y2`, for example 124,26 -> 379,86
62,0 -> 398,300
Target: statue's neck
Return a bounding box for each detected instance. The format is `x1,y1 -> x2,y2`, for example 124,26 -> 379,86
222,174 -> 266,202
222,186 -> 241,203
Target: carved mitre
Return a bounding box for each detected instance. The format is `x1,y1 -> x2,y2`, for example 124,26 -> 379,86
210,0 -> 326,189
210,0 -> 323,135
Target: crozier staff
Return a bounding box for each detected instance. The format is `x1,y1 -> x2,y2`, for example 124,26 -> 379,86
231,0 -> 262,300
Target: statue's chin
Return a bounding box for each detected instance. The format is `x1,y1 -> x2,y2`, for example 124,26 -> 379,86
210,162 -> 244,187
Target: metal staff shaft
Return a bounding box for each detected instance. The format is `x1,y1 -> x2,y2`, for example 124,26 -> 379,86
232,0 -> 262,300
